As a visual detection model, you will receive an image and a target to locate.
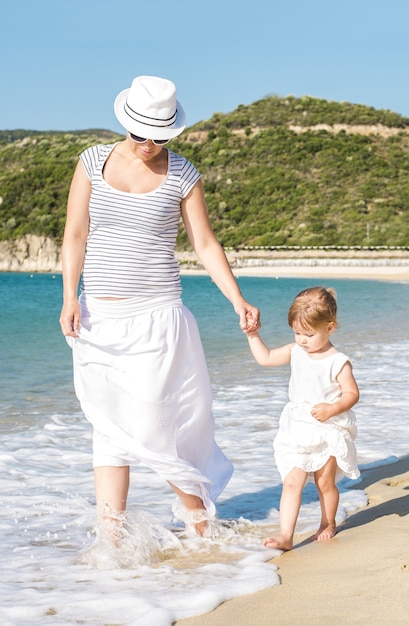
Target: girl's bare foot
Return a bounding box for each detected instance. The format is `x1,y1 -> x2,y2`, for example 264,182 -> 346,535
263,535 -> 293,551
312,523 -> 337,542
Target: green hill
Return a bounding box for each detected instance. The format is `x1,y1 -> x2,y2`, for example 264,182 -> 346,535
1,94 -> 409,248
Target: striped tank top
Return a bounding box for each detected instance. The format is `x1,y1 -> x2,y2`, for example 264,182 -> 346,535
79,143 -> 201,298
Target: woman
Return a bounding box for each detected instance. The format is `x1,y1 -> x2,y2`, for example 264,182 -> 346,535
59,75 -> 259,536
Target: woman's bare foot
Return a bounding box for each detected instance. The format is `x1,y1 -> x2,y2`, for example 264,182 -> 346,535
194,520 -> 209,536
96,510 -> 127,548
312,523 -> 337,542
263,535 -> 293,551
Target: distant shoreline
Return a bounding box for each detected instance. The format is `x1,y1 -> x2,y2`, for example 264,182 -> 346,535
1,235 -> 409,281
180,265 -> 409,281
178,249 -> 409,282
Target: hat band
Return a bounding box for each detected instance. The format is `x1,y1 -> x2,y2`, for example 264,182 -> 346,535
124,100 -> 177,128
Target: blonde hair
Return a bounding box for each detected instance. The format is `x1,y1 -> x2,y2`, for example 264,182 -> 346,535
288,286 -> 338,331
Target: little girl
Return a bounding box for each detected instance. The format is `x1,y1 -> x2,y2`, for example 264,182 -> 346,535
247,286 -> 360,550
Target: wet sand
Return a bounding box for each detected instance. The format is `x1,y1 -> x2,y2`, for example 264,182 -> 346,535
176,456 -> 409,625
176,255 -> 409,625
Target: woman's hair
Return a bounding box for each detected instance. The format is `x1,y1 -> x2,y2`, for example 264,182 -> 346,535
288,286 -> 338,331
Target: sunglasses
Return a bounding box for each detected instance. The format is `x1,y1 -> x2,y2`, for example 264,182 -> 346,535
128,132 -> 170,146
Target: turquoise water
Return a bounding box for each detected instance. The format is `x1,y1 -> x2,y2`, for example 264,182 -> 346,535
0,272 -> 408,625
2,271 -> 408,416
2,270 -> 409,467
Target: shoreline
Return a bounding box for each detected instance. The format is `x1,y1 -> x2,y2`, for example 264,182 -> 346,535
178,250 -> 409,282
1,235 -> 409,280
176,456 -> 409,625
180,264 -> 409,281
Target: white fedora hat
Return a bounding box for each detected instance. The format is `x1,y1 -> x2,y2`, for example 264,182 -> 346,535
114,75 -> 186,140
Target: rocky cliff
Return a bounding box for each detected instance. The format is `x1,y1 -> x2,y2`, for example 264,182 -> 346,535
1,235 -> 408,274
0,235 -> 62,272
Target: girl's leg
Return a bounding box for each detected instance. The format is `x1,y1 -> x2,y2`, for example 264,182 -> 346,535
313,456 -> 339,541
264,467 -> 307,550
94,466 -> 130,534
168,481 -> 208,536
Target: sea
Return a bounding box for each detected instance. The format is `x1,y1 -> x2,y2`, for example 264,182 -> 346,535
1,271 -> 408,626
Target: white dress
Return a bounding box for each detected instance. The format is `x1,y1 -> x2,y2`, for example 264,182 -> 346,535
273,344 -> 360,483
66,144 -> 234,520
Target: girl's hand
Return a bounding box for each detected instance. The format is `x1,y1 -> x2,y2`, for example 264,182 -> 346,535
246,324 -> 261,338
311,403 -> 333,422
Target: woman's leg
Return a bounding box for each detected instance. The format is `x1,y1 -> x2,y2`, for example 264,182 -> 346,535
168,482 -> 209,536
264,467 -> 307,550
93,469 -> 209,537
313,456 -> 339,541
94,466 -> 130,534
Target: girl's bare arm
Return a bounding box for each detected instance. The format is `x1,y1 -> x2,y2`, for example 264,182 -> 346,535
247,333 -> 293,367
312,361 -> 359,421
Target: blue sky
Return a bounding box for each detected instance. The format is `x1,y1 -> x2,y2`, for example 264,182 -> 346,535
2,0 -> 408,133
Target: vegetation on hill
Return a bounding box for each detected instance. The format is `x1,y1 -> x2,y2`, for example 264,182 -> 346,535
191,94 -> 409,131
0,130 -> 122,243
1,94 -> 409,248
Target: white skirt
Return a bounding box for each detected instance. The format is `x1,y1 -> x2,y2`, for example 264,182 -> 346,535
68,292 -> 233,516
273,401 -> 359,483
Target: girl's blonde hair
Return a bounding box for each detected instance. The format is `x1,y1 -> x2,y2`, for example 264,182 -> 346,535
288,286 -> 338,331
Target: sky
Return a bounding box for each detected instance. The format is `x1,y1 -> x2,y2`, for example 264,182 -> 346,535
1,0 -> 409,134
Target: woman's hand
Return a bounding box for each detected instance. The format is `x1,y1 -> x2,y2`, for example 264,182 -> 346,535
234,300 -> 260,334
59,299 -> 81,338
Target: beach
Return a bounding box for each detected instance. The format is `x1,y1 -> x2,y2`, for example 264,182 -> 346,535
177,456 -> 409,626
1,271 -> 408,625
177,248 -> 409,282
1,236 -> 409,280
182,264 -> 409,281
175,258 -> 409,626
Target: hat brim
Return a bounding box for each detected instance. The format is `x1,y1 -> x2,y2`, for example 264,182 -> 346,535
114,88 -> 186,140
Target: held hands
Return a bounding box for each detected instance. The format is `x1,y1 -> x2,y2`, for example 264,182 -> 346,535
311,403 -> 334,422
236,301 -> 261,334
59,300 -> 81,338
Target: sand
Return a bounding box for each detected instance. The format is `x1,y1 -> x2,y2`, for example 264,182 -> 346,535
175,257 -> 409,625
230,264 -> 409,281
176,456 -> 409,625
179,260 -> 409,282
177,249 -> 409,282
181,265 -> 409,281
